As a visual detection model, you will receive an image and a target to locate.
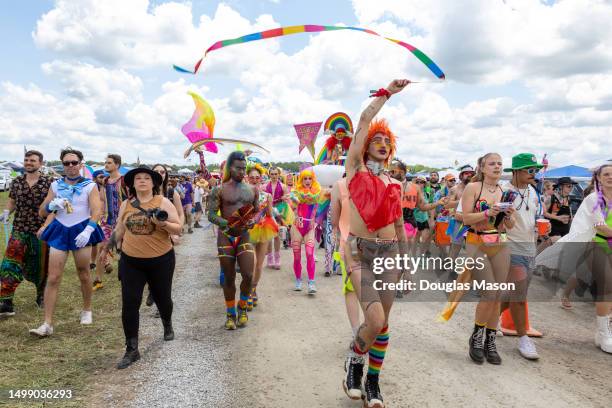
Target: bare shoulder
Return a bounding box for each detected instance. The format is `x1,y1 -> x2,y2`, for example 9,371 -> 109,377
389,177 -> 402,186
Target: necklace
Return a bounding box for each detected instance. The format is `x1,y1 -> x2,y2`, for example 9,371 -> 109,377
483,182 -> 498,194
515,185 -> 530,211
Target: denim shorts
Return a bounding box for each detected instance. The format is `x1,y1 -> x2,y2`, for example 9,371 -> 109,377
510,254 -> 534,272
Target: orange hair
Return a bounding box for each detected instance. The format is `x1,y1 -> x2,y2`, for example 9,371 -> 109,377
362,118 -> 397,167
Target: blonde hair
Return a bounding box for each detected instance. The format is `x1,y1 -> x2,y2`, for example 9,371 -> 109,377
471,153 -> 500,183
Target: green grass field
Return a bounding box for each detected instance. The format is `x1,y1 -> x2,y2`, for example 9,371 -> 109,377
0,191 -> 125,407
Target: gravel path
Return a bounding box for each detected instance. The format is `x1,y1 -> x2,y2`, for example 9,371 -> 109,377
90,226 -> 612,407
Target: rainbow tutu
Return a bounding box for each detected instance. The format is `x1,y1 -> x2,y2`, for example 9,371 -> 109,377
250,216 -> 279,243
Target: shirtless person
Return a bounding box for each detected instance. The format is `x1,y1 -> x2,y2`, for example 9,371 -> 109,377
207,151 -> 258,330
342,79 -> 410,408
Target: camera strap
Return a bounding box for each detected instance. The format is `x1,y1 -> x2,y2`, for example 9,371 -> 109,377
130,199 -> 150,216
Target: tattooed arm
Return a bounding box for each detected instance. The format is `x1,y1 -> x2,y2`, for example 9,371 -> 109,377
207,186 -> 228,229
346,79 -> 410,180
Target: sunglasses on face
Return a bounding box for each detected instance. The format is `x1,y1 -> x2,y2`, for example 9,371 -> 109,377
63,161 -> 80,167
523,168 -> 540,175
372,138 -> 392,147
448,179 -> 456,183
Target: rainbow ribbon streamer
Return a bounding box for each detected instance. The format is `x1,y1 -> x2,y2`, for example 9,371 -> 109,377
174,25 -> 445,80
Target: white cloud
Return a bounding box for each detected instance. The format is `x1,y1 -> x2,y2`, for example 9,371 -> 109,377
351,0 -> 612,84
2,0 -> 609,169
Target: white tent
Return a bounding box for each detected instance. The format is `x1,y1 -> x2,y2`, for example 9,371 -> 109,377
177,168 -> 194,175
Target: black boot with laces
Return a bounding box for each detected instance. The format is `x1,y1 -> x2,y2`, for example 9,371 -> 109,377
342,351 -> 365,400
469,324 -> 485,364
363,374 -> 385,408
484,328 -> 502,365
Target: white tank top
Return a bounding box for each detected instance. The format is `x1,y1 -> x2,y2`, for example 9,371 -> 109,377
51,181 -> 96,227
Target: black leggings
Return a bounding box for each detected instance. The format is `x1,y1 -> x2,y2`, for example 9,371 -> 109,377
119,250 -> 175,340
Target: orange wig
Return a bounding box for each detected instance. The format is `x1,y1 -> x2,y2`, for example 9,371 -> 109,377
362,118 -> 397,167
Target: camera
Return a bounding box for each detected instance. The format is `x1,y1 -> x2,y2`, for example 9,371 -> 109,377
149,208 -> 168,221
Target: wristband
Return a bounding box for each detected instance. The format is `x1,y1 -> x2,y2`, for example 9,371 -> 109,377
369,88 -> 391,99
87,220 -> 98,228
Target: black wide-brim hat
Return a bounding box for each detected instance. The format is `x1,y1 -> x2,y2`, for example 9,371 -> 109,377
554,176 -> 578,187
124,166 -> 163,188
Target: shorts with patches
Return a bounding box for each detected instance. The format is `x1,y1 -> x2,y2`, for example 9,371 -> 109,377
346,235 -> 402,303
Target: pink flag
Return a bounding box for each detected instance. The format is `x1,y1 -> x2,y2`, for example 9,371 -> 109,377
181,91 -> 218,153
294,122 -> 322,159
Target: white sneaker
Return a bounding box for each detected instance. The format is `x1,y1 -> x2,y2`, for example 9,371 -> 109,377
496,319 -> 504,337
308,281 -> 317,295
518,335 -> 539,360
294,279 -> 303,291
80,310 -> 93,325
29,322 -> 54,337
595,316 -> 612,353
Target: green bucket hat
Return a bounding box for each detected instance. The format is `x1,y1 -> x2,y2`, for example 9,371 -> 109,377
504,153 -> 544,172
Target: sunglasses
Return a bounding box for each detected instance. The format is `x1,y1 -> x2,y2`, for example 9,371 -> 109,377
63,161 -> 80,167
523,168 -> 540,175
447,179 -> 456,183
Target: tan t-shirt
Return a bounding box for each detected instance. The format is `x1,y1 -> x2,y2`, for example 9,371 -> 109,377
121,195 -> 173,258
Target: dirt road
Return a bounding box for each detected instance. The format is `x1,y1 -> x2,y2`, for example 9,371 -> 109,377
91,227 -> 611,407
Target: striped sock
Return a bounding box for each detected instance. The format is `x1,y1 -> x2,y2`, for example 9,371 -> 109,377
367,325 -> 389,376
238,294 -> 249,310
225,300 -> 236,316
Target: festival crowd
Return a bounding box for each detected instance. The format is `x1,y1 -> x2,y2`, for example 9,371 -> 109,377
1,80 -> 610,408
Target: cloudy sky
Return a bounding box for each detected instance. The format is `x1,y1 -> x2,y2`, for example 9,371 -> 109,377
1,0 -> 610,168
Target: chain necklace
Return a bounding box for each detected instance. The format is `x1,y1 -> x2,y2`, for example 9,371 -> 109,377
483,182 -> 498,194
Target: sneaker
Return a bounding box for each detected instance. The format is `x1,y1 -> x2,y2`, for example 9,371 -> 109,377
324,271 -> 331,277
307,280 -> 317,295
236,307 -> 248,327
29,322 -> 53,337
225,313 -> 237,330
595,315 -> 612,353
92,280 -> 104,291
363,374 -> 385,408
496,319 -> 504,337
469,326 -> 485,364
0,299 -> 15,318
294,279 -> 303,291
518,335 -> 539,360
484,329 -> 502,365
80,310 -> 93,325
342,351 -> 365,400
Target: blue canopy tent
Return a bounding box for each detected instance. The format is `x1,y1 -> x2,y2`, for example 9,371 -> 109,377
536,165 -> 591,179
